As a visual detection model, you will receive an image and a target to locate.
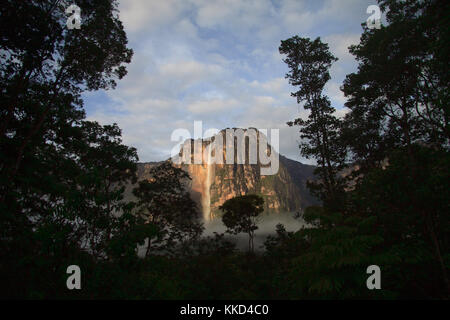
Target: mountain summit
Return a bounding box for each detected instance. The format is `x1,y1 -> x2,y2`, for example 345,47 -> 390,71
135,128 -> 318,222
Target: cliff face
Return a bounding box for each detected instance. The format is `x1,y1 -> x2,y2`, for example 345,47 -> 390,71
133,129 -> 318,222
207,159 -> 318,219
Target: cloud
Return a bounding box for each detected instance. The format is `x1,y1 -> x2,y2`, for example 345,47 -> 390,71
118,0 -> 188,33
324,33 -> 361,62
83,0 -> 375,163
186,98 -> 239,114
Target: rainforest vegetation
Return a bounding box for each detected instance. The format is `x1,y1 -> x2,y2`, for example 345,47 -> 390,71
0,0 -> 448,299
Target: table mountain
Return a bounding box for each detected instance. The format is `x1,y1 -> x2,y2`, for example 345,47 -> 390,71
132,128 -> 318,222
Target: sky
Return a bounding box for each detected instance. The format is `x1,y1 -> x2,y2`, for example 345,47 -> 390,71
83,0 -> 382,164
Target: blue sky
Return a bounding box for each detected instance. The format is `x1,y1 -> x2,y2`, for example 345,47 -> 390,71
83,0 -> 381,163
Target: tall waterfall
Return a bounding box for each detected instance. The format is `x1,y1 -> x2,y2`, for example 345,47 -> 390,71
202,144 -> 213,221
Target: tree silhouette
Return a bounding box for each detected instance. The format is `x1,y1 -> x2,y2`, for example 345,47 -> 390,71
219,194 -> 264,253
132,161 -> 203,256
279,36 -> 346,210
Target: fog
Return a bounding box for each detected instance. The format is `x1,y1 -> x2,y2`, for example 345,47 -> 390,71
203,212 -> 308,252
137,213 -> 308,256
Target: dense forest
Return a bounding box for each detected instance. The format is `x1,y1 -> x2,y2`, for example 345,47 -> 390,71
0,0 -> 448,299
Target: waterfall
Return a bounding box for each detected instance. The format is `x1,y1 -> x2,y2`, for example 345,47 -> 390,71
202,143 -> 213,222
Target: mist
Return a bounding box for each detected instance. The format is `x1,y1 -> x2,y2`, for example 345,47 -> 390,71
203,212 -> 308,252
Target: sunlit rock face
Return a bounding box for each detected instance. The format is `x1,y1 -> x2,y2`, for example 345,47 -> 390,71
171,129 -> 318,221
128,129 -> 318,222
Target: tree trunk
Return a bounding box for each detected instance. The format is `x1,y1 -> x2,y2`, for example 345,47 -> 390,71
248,231 -> 254,254
9,67 -> 65,179
145,237 -> 152,257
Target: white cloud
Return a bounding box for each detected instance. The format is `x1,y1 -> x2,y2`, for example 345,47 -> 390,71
325,81 -> 346,106
324,33 -> 360,63
118,0 -> 187,33
160,60 -> 223,79
84,0 -> 374,163
186,98 -> 239,114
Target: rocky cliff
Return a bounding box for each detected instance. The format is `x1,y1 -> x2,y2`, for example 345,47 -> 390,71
132,128 -> 318,222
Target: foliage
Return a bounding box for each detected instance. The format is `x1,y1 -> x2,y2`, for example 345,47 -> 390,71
132,161 -> 204,256
1,0 -> 449,300
219,194 -> 264,253
279,36 -> 346,209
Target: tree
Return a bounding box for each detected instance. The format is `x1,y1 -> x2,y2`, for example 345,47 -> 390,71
341,0 -> 450,294
346,145 -> 450,297
0,0 -> 134,242
279,36 -> 346,209
0,118 -> 140,297
219,194 -> 264,253
342,0 -> 449,167
0,0 -> 132,182
132,161 -> 203,257
277,3 -> 450,297
278,206 -> 387,299
0,1 -> 136,297
69,121 -> 138,259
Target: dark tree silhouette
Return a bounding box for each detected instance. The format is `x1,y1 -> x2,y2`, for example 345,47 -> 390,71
132,161 -> 203,256
279,36 -> 346,209
219,194 -> 264,253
